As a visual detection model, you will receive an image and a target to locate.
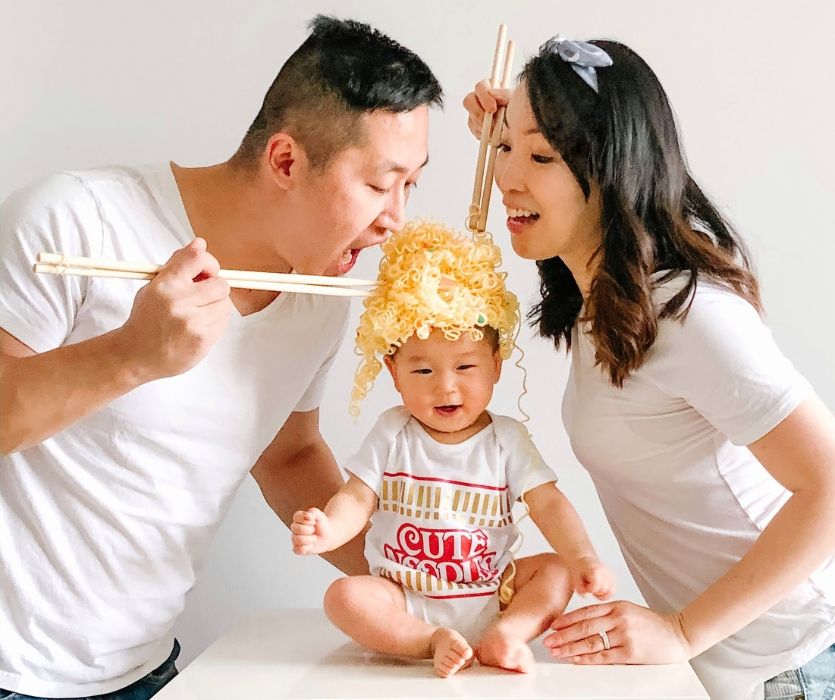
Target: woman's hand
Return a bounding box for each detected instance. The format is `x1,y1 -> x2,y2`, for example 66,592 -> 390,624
462,79 -> 513,139
543,600 -> 693,664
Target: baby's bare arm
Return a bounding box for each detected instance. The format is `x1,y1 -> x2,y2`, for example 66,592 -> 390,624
292,475 -> 377,554
524,482 -> 598,562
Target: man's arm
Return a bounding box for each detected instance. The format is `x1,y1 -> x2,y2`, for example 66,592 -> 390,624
0,239 -> 231,455
251,408 -> 369,576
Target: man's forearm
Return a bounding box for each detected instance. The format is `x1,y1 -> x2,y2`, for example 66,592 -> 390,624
0,329 -> 149,454
254,439 -> 369,576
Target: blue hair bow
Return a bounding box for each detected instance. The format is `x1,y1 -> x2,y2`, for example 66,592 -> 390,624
540,35 -> 612,93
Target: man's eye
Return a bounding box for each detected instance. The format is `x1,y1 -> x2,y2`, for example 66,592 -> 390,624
368,184 -> 387,194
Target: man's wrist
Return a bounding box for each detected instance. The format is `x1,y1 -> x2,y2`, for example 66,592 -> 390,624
103,328 -> 157,388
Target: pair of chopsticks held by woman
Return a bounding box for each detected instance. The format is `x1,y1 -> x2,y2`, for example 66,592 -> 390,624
2,14 -> 834,700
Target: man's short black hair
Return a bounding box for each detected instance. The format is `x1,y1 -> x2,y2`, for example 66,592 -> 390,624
235,15 -> 443,170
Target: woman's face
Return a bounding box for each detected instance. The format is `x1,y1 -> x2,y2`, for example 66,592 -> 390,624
494,82 -> 603,267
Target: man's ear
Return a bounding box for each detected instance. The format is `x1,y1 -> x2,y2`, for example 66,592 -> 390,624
265,132 -> 307,191
384,354 -> 401,393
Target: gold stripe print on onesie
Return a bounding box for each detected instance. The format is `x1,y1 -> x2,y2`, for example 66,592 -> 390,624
378,473 -> 515,597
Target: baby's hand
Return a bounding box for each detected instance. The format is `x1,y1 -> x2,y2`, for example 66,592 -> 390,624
571,556 -> 615,600
290,508 -> 332,555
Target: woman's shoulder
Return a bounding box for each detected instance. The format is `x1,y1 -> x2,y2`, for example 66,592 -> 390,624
652,271 -> 762,337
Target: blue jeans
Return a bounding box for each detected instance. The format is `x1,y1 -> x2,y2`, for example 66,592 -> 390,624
764,644 -> 835,700
0,641 -> 179,700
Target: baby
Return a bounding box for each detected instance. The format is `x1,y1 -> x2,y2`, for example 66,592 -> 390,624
291,222 -> 613,677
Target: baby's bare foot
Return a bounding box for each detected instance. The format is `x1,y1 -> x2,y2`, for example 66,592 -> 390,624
430,627 -> 473,678
475,626 -> 534,673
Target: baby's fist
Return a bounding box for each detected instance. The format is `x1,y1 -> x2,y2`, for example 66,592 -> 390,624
290,507 -> 330,555
572,556 -> 615,600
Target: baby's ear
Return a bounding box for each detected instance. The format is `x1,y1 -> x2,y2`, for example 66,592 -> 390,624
492,350 -> 503,382
383,354 -> 400,391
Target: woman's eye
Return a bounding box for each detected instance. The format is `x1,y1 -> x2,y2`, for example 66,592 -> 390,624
498,143 -> 510,153
532,154 -> 554,164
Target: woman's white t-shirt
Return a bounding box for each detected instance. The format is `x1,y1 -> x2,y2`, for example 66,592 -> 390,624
562,275 -> 835,700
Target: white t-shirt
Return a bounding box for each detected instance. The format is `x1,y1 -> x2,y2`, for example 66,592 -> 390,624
0,165 -> 350,697
562,274 -> 835,700
346,407 -> 557,600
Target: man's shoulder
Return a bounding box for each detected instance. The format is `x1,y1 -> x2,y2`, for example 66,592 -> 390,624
1,165 -> 159,221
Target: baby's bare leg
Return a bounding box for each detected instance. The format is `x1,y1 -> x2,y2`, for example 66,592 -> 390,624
475,553 -> 572,673
324,575 -> 473,678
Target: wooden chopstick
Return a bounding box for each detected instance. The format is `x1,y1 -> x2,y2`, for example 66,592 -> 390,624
468,24 -> 507,232
33,254 -> 373,298
476,40 -> 515,233
36,252 -> 375,287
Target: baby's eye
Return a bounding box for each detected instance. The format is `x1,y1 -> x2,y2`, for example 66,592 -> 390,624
457,364 -> 476,370
412,368 -> 432,375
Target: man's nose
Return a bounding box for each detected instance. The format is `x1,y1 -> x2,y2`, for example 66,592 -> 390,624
378,187 -> 406,232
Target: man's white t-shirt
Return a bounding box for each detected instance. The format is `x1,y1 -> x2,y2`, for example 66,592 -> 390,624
0,165 -> 350,696
563,275 -> 835,700
346,407 -> 557,600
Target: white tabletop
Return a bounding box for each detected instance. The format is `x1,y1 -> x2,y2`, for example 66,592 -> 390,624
155,609 -> 708,699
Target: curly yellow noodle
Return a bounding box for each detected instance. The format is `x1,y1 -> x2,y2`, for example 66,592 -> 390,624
350,221 -> 521,417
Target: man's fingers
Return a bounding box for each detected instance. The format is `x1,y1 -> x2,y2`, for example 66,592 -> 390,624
192,277 -> 231,307
159,239 -> 220,285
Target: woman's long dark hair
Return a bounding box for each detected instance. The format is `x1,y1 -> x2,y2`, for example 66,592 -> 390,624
524,40 -> 760,386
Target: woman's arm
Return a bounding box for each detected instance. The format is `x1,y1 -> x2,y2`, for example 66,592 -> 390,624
545,394 -> 835,664
680,393 -> 835,655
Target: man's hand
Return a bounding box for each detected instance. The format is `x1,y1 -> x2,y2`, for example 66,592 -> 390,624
570,555 -> 616,600
291,507 -> 334,555
117,237 -> 233,381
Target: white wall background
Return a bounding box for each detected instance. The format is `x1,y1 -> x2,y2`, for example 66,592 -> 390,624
2,0 -> 833,667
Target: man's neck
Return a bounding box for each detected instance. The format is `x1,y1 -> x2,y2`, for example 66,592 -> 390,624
170,161 -> 292,274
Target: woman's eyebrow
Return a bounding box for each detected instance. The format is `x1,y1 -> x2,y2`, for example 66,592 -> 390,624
503,113 -> 541,136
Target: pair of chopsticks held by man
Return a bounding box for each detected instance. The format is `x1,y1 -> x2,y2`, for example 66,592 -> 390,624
2,14 -> 835,700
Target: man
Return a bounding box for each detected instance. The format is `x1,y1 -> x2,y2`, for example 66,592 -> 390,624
0,16 -> 442,699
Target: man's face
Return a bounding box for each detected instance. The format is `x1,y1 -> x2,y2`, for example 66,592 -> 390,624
287,106 -> 430,276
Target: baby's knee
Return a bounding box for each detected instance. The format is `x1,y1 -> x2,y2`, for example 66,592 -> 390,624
324,576 -> 358,619
529,553 -> 572,586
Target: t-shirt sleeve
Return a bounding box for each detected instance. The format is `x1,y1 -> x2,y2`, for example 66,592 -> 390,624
343,407 -> 410,495
293,299 -> 350,412
0,172 -> 104,352
647,284 -> 812,446
493,416 -> 558,502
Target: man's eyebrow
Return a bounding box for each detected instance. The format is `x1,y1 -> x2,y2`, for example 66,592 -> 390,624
503,114 -> 541,136
379,154 -> 430,175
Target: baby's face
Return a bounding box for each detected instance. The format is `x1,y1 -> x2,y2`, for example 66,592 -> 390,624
385,329 -> 501,443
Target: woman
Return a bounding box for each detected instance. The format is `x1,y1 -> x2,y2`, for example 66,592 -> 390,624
463,36 -> 835,700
